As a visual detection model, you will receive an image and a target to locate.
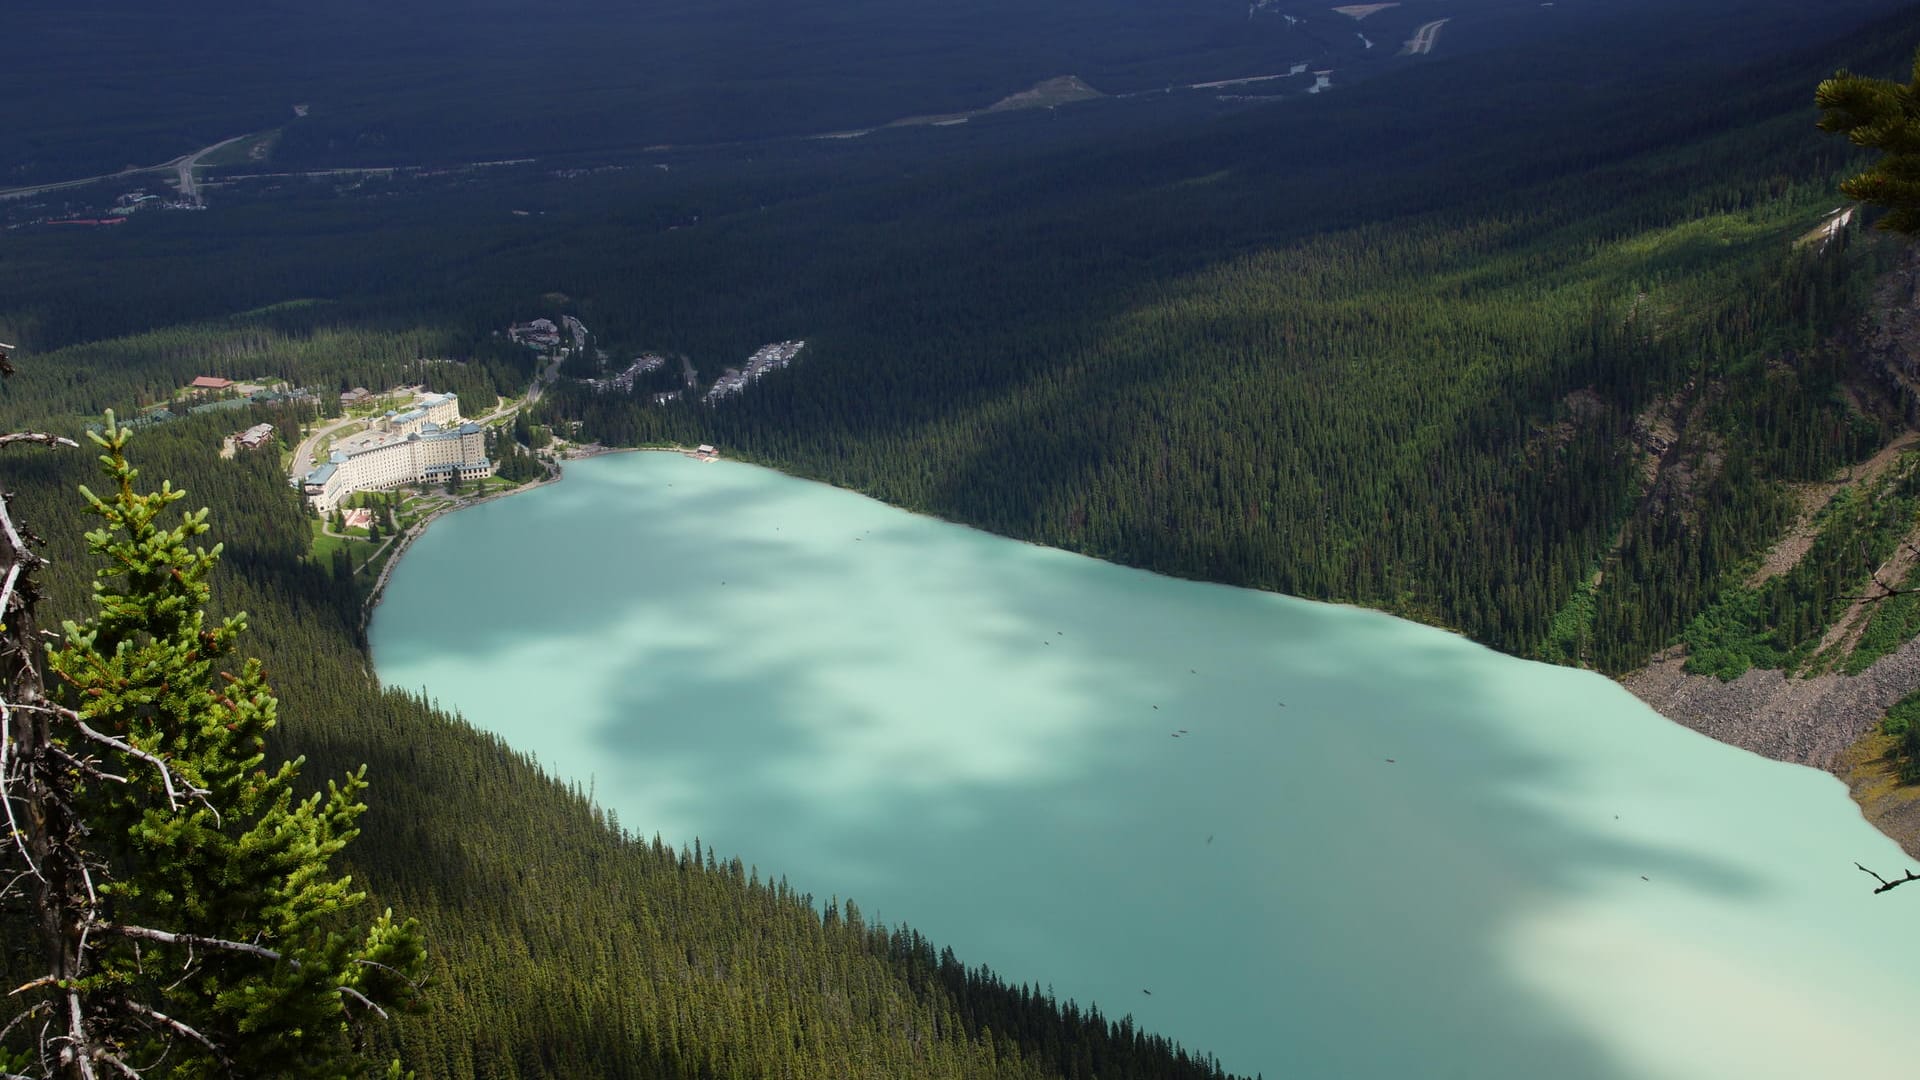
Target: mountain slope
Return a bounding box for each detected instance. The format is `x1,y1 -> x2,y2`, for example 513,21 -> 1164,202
5,2 -> 1920,1075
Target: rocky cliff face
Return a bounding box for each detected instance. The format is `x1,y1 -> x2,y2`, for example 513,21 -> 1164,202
1866,244 -> 1920,424
1624,239 -> 1920,857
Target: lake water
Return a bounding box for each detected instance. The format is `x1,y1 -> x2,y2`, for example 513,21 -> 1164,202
371,452 -> 1920,1078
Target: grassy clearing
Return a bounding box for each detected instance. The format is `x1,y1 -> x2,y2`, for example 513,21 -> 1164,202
309,518 -> 380,570
197,130 -> 281,169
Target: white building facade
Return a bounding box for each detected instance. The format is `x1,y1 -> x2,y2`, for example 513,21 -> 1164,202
303,394 -> 492,511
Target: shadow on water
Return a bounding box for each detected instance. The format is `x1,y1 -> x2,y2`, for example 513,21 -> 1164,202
371,454 -> 1878,1079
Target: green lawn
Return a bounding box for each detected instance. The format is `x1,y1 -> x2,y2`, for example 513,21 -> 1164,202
309,518 -> 381,571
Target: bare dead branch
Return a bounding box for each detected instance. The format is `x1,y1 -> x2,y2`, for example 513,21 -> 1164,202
1,492 -> 45,575
99,925 -> 286,966
0,562 -> 22,633
0,1000 -> 50,1044
49,742 -> 128,782
353,957 -> 426,992
1854,861 -> 1920,893
335,986 -> 388,1021
65,991 -> 99,1080
0,433 -> 78,452
0,705 -> 40,883
71,722 -> 205,812
91,1051 -> 137,1080
9,977 -> 54,998
1,866 -> 42,898
1847,537 -> 1920,603
121,1000 -> 226,1066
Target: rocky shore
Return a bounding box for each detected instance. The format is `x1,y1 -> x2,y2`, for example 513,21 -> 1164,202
1623,642 -> 1920,856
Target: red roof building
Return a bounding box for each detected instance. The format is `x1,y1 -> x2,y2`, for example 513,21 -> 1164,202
190,376 -> 233,390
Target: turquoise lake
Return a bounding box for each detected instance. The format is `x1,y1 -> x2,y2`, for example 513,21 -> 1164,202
370,452 -> 1920,1077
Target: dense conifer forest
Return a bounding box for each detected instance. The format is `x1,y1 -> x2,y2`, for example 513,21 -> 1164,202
6,1 -> 1920,1074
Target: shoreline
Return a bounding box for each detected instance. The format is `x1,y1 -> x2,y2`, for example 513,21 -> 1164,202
1622,647 -> 1920,860
361,446 -> 1920,859
355,443 -> 674,630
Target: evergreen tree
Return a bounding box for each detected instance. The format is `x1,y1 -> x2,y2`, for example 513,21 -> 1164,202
1,414 -> 424,1079
1818,44 -> 1920,233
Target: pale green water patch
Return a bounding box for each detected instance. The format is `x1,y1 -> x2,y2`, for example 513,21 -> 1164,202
372,453 -> 1920,1078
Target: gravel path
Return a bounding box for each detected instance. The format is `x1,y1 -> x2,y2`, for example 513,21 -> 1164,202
1622,642 -> 1920,771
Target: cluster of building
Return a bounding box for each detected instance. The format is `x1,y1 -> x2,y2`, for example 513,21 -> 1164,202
111,191 -> 197,215
583,354 -> 666,394
301,392 -> 493,512
704,341 -> 806,403
507,315 -> 592,352
509,319 -> 562,349
218,423 -> 276,458
117,378 -> 314,432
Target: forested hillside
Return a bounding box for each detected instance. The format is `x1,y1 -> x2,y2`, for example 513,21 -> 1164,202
533,9 -> 1920,673
6,0 -> 1920,1074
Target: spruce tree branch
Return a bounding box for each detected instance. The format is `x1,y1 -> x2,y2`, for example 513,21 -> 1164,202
9,976 -> 54,997
1854,861 -> 1920,893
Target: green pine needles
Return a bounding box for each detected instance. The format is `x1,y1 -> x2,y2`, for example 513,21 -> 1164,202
2,416 -> 424,1079
1818,45 -> 1920,234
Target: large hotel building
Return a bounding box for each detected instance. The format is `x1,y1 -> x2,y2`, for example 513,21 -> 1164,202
302,393 -> 493,511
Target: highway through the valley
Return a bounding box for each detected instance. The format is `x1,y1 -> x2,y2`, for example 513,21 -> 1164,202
1400,18 -> 1450,55
172,133 -> 253,203
0,132 -> 254,203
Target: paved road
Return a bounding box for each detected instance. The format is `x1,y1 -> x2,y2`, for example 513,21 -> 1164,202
1401,18 -> 1450,55
290,413 -> 364,482
174,134 -> 253,204
527,354 -> 565,405
0,132 -> 254,202
0,164 -> 153,201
